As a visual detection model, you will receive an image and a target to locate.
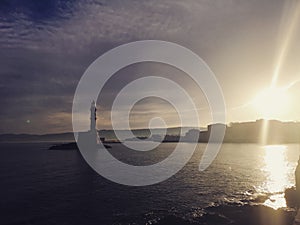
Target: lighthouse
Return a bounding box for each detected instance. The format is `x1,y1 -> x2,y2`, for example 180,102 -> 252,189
77,100 -> 104,148
90,100 -> 97,132
89,100 -> 100,144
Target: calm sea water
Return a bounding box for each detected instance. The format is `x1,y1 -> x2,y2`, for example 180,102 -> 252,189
0,142 -> 299,224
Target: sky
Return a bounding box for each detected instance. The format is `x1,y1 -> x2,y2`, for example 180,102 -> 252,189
0,0 -> 300,134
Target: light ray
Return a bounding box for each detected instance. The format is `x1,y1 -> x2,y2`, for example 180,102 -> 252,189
283,78 -> 300,90
271,1 -> 300,87
260,119 -> 269,145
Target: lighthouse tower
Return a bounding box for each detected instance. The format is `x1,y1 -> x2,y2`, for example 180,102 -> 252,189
90,100 -> 100,145
77,100 -> 100,147
90,100 -> 97,132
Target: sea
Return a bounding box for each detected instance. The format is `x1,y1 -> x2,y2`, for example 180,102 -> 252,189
1,142 -> 299,225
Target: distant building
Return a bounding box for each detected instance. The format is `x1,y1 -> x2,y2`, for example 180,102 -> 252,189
183,129 -> 201,142
207,123 -> 227,143
182,124 -> 226,143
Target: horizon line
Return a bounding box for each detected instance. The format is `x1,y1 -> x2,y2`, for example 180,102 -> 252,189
2,118 -> 300,136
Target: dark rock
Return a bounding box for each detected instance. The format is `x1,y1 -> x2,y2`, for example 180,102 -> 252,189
48,142 -> 111,150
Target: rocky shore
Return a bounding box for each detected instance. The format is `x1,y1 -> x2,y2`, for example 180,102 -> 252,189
156,204 -> 295,225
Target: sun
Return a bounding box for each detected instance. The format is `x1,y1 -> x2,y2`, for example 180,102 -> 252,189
252,87 -> 290,119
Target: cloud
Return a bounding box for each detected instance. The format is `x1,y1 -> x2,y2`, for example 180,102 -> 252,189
0,0 -> 300,133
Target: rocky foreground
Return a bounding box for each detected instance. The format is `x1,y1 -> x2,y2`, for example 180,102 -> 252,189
156,204 -> 295,225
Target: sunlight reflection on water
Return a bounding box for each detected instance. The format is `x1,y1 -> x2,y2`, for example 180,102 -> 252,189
260,145 -> 294,209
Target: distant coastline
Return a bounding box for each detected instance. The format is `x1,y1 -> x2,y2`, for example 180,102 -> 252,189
1,119 -> 300,145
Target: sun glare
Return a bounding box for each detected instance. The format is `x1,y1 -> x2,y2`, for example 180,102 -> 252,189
252,87 -> 290,119
261,145 -> 291,209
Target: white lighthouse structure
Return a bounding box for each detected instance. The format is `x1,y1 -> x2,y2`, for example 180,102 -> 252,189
77,100 -> 100,147
90,100 -> 97,132
89,100 -> 100,144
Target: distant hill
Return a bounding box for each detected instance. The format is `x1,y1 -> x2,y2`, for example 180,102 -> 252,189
99,127 -> 201,141
0,133 -> 75,143
1,120 -> 299,144
225,120 -> 300,144
0,127 -> 199,143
